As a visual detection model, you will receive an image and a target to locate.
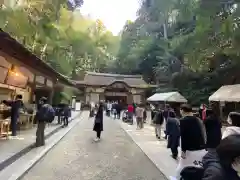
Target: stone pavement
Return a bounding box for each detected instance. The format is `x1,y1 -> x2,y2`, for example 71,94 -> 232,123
118,116 -> 228,180
0,110 -> 85,180
118,118 -> 178,179
21,114 -> 166,180
0,110 -> 81,172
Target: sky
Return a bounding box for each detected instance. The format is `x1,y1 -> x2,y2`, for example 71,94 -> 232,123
80,0 -> 140,35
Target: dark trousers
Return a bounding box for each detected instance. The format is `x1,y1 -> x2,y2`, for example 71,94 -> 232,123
106,110 -> 110,116
36,122 -> 46,147
97,131 -> 101,138
58,115 -> 62,124
171,145 -> 178,158
117,111 -> 121,119
10,114 -> 18,136
63,116 -> 68,126
136,117 -> 143,128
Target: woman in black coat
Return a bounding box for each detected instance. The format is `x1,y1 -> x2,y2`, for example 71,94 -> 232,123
204,109 -> 222,149
93,102 -> 103,141
166,111 -> 180,159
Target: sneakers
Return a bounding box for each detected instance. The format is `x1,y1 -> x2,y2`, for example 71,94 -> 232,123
94,137 -> 100,142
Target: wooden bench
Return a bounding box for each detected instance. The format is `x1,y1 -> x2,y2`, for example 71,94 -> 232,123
0,119 -> 10,139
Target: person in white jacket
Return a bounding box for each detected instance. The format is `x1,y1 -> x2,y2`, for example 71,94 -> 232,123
222,112 -> 240,139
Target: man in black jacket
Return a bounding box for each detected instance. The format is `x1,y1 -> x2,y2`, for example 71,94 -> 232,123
175,104 -> 207,179
154,106 -> 164,139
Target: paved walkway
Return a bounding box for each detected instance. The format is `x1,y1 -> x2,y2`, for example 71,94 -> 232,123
0,110 -> 81,171
21,114 -> 166,180
118,118 -> 178,179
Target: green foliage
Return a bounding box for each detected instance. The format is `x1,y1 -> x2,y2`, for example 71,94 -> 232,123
0,0 -> 120,77
115,0 -> 240,105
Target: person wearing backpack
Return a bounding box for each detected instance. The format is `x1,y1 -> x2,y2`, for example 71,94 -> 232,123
35,97 -> 55,147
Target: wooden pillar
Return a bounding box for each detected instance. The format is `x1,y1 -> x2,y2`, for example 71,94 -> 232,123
127,93 -> 133,104
48,89 -> 54,104
30,74 -> 36,103
48,79 -> 56,105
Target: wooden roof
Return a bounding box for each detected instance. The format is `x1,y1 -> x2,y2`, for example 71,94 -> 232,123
74,71 -> 150,88
0,29 -> 75,87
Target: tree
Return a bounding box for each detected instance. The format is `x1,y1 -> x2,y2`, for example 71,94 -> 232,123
0,0 -> 120,77
116,0 -> 240,104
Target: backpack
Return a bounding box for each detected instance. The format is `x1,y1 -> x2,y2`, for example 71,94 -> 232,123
41,104 -> 55,123
180,166 -> 204,180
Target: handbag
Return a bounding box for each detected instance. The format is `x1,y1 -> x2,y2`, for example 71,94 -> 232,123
95,117 -> 101,123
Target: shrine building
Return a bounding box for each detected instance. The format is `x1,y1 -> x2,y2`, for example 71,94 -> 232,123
74,72 -> 154,104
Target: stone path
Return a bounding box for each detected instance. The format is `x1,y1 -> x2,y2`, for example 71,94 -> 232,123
21,114 -> 166,180
0,111 -> 81,171
118,118 -> 178,179
118,116 -> 227,179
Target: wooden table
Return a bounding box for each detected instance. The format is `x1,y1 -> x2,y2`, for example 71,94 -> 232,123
0,119 -> 10,139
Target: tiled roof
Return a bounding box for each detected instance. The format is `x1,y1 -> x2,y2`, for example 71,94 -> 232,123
74,72 -> 149,88
0,29 -> 75,87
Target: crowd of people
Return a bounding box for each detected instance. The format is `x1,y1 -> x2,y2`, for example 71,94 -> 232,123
91,101 -> 240,180
151,103 -> 240,180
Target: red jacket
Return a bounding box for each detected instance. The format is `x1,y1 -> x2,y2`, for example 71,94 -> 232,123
128,105 -> 134,113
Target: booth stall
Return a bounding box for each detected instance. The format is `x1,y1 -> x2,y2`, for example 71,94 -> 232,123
209,84 -> 240,121
147,92 -> 187,103
147,91 -> 187,117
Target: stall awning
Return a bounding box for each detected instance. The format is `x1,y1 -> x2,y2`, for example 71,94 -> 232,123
209,84 -> 240,102
147,92 -> 187,103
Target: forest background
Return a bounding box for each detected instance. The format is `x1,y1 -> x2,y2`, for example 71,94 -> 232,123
1,0 -> 240,105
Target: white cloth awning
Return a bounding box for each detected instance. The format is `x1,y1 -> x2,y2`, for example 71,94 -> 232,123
147,92 -> 187,103
209,84 -> 240,102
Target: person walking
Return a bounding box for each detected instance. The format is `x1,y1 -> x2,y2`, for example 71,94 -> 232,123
153,106 -> 164,140
163,104 -> 171,139
89,102 -> 95,118
143,108 -> 147,123
174,104 -> 207,180
127,103 -> 134,125
35,97 -> 55,147
204,109 -> 222,150
166,111 -> 180,159
106,101 -> 111,117
62,104 -> 70,127
93,102 -> 104,142
136,104 -> 144,129
115,102 -> 122,119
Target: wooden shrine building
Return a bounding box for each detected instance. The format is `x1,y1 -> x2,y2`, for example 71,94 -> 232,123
74,72 -> 154,104
0,29 -> 75,104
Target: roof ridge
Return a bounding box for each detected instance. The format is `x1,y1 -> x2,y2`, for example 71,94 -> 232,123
86,71 -> 143,78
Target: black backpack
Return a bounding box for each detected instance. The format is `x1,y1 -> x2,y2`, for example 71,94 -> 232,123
41,104 -> 55,123
180,166 -> 204,180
